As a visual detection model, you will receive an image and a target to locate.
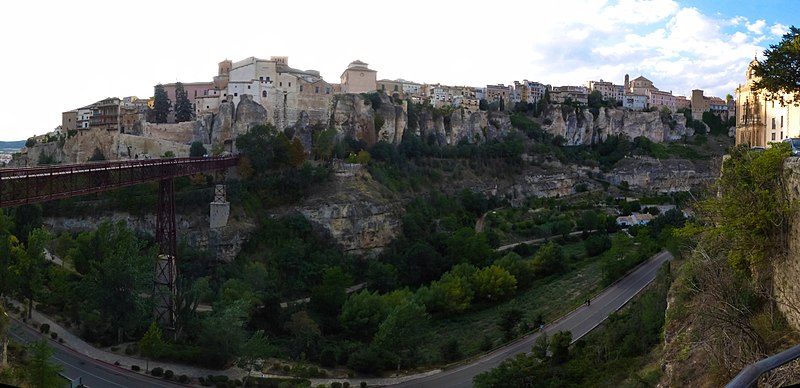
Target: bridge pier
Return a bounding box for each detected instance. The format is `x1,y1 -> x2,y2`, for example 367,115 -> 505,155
210,184 -> 229,229
154,179 -> 176,331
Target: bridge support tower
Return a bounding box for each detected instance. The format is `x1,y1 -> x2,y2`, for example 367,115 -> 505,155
210,184 -> 230,229
154,179 -> 177,332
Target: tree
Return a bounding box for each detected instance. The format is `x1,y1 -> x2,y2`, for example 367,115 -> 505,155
310,266 -> 352,324
550,330 -> 572,364
752,26 -> 800,105
238,330 -> 275,385
284,310 -> 321,356
139,321 -> 165,372
23,339 -> 63,388
0,211 -> 15,299
312,127 -> 337,161
152,84 -> 172,124
174,82 -> 193,122
587,90 -> 604,109
471,265 -> 517,302
77,221 -> 154,343
531,242 -> 565,277
1,305 -> 8,367
189,141 -> 207,157
198,301 -> 249,363
339,290 -> 390,340
10,228 -> 51,318
498,306 -> 524,341
372,301 -> 429,370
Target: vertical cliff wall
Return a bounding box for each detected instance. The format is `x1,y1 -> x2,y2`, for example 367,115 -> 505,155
774,157 -> 800,331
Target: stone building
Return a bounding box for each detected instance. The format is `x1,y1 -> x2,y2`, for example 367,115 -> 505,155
339,60 -> 377,94
735,58 -> 800,146
690,89 -> 732,122
586,79 -> 625,103
624,74 -> 680,111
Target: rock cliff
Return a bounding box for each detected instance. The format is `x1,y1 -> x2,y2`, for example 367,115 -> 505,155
543,106 -> 693,146
601,156 -> 720,193
43,209 -> 253,263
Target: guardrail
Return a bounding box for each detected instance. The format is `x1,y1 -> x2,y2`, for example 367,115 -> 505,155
725,344 -> 800,387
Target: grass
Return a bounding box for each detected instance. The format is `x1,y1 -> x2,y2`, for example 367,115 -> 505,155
418,256 -> 606,365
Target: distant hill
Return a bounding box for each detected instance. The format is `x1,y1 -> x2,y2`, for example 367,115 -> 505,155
0,140 -> 25,149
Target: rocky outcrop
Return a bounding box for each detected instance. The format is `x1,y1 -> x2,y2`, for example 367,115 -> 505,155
211,101 -> 235,145
601,156 -> 720,193
330,94 -> 381,145
543,106 -> 693,146
232,94 -> 270,136
43,210 -> 253,263
289,165 -> 403,257
774,157 -> 800,332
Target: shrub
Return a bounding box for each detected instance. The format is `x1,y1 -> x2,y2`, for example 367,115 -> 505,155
39,323 -> 50,334
164,369 -> 174,379
179,375 -> 189,383
124,345 -> 135,355
50,332 -> 58,339
151,367 -> 164,377
332,382 -> 342,388
131,365 -> 141,371
361,383 -> 368,388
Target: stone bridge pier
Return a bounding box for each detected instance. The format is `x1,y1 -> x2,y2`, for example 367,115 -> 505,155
210,184 -> 230,229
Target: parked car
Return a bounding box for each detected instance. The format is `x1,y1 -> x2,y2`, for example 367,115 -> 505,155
782,138 -> 800,156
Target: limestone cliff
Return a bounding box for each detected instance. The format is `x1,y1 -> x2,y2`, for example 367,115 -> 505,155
285,164 -> 404,257
43,209 -> 253,263
602,156 -> 720,193
543,106 -> 693,146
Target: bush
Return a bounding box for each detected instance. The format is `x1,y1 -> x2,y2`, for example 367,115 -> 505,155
151,367 -> 164,377
50,332 -> 58,340
361,383 -> 368,388
332,383 -> 342,388
179,375 -> 189,383
39,323 -> 50,334
164,369 -> 174,379
131,365 -> 141,371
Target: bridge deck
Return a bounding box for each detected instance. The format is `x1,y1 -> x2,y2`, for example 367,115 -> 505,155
0,156 -> 239,208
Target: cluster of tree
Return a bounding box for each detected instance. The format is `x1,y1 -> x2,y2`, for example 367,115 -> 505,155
0,337 -> 65,388
474,262 -> 672,387
151,83 -> 193,124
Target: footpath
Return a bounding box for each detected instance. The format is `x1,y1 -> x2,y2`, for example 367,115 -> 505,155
6,299 -> 435,387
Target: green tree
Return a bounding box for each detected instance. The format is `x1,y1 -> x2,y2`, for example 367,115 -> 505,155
471,265 -> 517,302
198,301 -> 249,363
498,306 -> 524,341
139,321 -> 165,372
174,82 -> 193,122
312,127 -> 337,161
0,211 -> 14,298
78,221 -> 154,343
752,26 -> 800,105
153,84 -> 172,124
10,228 -> 50,318
238,330 -> 275,385
424,272 -> 474,314
284,310 -> 321,356
372,301 -> 429,370
494,252 -> 535,288
23,339 -> 63,388
550,330 -> 572,364
446,228 -> 494,267
339,289 -> 390,340
189,141 -> 207,157
688,143 -> 792,274
531,242 -> 565,277
587,90 -> 604,109
310,266 -> 352,325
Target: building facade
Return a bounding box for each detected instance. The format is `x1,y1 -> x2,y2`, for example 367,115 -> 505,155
340,60 -> 377,94
735,59 -> 800,146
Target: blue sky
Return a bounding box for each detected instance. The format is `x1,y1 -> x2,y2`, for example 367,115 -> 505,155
0,0 -> 794,141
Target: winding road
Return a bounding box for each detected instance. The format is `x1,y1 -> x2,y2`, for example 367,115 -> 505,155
390,250 -> 673,388
8,322 -> 183,388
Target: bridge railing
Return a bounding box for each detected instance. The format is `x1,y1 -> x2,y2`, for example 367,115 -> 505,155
0,156 -> 239,208
726,344 -> 800,387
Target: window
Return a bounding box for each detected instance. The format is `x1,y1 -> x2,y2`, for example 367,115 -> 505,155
300,85 -> 304,92
772,132 -> 776,141
194,90 -> 197,97
781,116 -> 784,128
326,87 -> 330,94
289,82 -> 292,87
279,82 -> 282,87
266,77 -> 271,82
773,117 -> 776,129
315,86 -> 320,93
234,93 -> 238,97
262,91 -> 267,97
247,85 -> 251,89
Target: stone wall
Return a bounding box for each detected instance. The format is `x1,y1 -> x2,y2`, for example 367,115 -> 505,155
774,157 -> 800,331
143,122 -> 196,144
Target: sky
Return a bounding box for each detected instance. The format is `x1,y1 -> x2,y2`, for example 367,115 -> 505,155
0,0 -> 795,141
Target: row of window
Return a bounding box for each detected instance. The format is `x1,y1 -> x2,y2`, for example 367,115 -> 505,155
771,131 -> 784,141
772,116 -> 785,129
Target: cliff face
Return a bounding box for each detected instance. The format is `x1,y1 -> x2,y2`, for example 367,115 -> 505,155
543,106 -> 693,146
285,164 -> 404,257
603,156 -> 720,193
43,210 -> 253,263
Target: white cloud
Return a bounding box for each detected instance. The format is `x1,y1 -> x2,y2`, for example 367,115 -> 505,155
746,19 -> 766,34
770,23 -> 789,36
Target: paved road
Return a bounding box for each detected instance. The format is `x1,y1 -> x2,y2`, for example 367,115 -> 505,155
8,321 -> 184,388
390,250 -> 673,388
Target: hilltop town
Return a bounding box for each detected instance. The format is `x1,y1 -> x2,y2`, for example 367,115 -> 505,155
9,54 -> 758,167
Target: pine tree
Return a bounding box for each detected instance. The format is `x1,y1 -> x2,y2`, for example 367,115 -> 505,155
153,84 -> 171,124
174,82 -> 193,123
752,26 -> 800,105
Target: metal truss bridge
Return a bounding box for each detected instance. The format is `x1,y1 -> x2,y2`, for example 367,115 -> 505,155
0,155 -> 239,331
